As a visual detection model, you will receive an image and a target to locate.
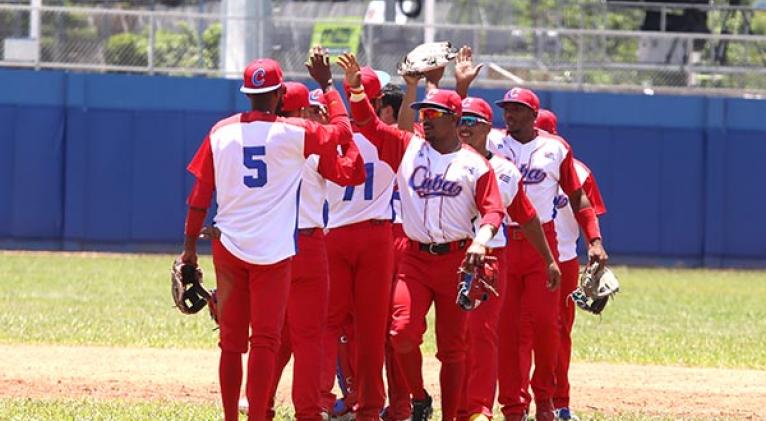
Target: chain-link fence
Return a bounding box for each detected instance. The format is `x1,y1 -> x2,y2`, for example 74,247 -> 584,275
1,3 -> 766,95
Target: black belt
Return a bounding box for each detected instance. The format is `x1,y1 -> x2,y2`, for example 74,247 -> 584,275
411,239 -> 469,255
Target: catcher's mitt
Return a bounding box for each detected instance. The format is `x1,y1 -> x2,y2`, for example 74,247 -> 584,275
171,259 -> 211,315
456,255 -> 499,311
570,262 -> 620,315
397,41 -> 459,76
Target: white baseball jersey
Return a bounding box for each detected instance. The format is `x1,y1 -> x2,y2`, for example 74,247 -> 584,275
554,160 -> 606,261
187,100 -> 350,265
325,132 -> 396,229
487,128 -> 581,224
298,156 -> 326,229
398,139 -> 501,244
473,154 -> 523,248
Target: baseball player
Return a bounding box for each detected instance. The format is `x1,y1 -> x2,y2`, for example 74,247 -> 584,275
318,65 -> 397,419
337,53 -> 506,421
260,82 -> 365,420
179,50 -> 354,421
488,88 -> 608,421
454,97 -> 560,421
534,109 -> 607,421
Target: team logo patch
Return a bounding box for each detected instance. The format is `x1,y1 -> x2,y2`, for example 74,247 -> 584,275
499,174 -> 512,184
519,164 -> 546,184
409,165 -> 462,198
251,68 -> 267,87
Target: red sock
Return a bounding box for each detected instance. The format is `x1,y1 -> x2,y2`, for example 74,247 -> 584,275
219,350 -> 243,421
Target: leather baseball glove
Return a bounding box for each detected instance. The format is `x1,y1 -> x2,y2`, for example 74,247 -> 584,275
570,262 -> 620,315
397,41 -> 459,76
171,259 -> 211,315
456,255 -> 499,311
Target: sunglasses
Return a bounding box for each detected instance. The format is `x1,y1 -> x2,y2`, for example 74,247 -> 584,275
418,108 -> 453,121
458,116 -> 490,127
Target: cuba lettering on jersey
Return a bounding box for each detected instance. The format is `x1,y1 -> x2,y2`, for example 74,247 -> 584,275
471,154 -> 523,248
298,155 -> 327,229
201,119 -> 309,264
325,132 -> 395,228
398,138 -> 492,244
487,129 -> 580,224
554,160 -> 607,261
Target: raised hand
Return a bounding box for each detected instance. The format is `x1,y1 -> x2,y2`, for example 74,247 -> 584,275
455,45 -> 484,97
336,52 -> 362,90
306,45 -> 333,90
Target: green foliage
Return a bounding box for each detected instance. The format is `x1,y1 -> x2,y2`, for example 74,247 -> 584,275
104,32 -> 148,67
104,22 -> 221,70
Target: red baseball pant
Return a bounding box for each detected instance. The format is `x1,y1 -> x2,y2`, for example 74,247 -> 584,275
321,220 -> 393,420
551,257 -> 579,409
385,223 -> 413,420
212,239 -> 291,421
267,229 -> 330,421
457,248 -> 508,420
498,224 -> 560,417
390,244 -> 469,420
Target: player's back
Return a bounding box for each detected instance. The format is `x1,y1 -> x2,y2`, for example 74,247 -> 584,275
209,113 -> 308,264
325,132 -> 396,228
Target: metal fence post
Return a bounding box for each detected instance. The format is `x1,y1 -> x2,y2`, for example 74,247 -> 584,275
577,32 -> 584,88
148,14 -> 155,74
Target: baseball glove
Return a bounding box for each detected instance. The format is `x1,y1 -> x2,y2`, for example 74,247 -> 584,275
570,262 -> 620,315
171,259 -> 211,315
397,41 -> 459,76
456,255 -> 499,311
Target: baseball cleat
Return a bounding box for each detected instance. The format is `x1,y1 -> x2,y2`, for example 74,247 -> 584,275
410,390 -> 433,421
554,407 -> 580,421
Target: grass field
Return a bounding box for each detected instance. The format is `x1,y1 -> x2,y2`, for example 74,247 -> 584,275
1,251 -> 764,420
0,398 -> 733,421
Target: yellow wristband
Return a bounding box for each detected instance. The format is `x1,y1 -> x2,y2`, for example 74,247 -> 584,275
350,91 -> 367,102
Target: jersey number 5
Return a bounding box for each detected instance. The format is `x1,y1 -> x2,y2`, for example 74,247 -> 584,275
243,146 -> 267,188
343,162 -> 374,201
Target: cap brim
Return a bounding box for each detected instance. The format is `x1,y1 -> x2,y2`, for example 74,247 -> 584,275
410,101 -> 453,112
240,84 -> 282,94
462,111 -> 491,121
494,99 -> 535,111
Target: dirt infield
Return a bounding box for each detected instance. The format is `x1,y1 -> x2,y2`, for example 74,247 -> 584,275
1,344 -> 763,419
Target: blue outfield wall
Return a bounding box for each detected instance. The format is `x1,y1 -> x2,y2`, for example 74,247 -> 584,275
0,69 -> 764,267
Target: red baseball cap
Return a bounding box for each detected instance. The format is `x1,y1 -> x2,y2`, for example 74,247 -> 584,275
343,66 -> 388,99
410,89 -> 463,116
461,97 -> 493,121
495,87 -> 540,113
240,58 -> 284,94
309,88 -> 326,107
535,108 -> 558,134
281,82 -> 310,113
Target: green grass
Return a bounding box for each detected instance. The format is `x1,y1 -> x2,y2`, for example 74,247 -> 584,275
1,252 -> 765,368
0,398 -> 729,420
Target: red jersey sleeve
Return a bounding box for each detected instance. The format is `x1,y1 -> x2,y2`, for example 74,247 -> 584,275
582,173 -> 607,216
507,181 -> 536,225
316,139 -> 366,186
558,149 -> 582,196
475,168 -> 505,229
303,89 -> 353,157
187,136 -> 215,187
349,95 -> 411,171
